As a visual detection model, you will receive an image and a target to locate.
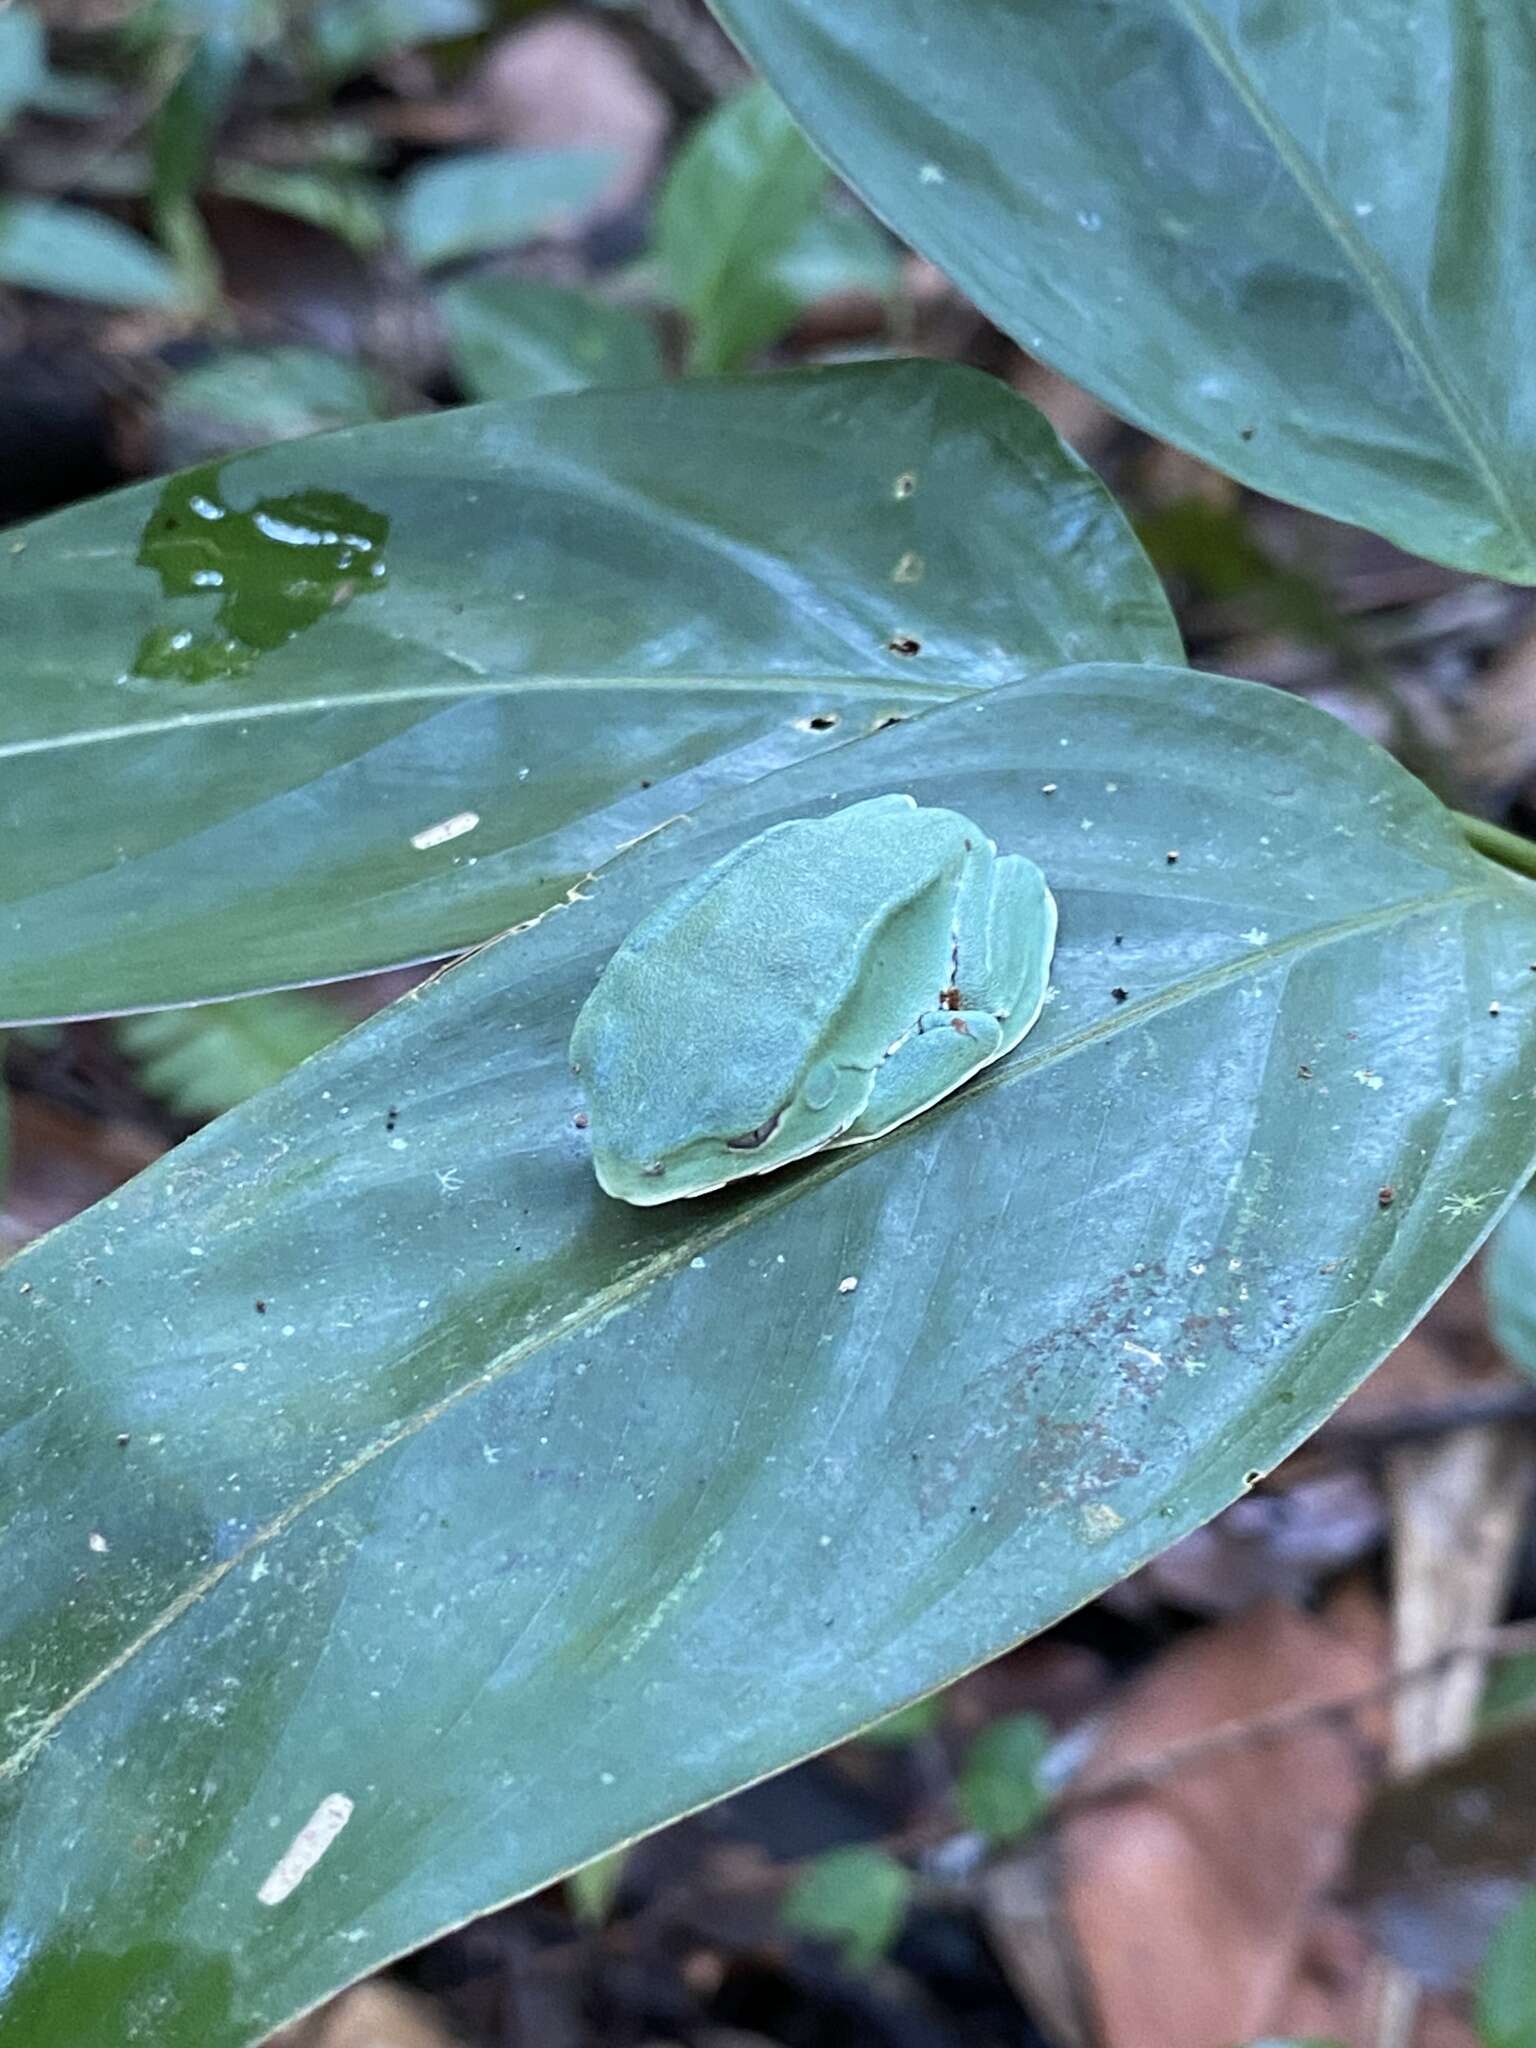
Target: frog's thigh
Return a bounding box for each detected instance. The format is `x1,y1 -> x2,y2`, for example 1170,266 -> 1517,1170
838,1009 -> 1004,1144
957,853 -> 1053,1036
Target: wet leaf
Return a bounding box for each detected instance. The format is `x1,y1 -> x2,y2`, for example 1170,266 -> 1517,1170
3,666 -> 1536,2045
0,360 -> 1178,1020
708,0 -> 1536,579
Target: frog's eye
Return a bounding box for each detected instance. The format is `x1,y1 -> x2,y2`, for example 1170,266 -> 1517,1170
726,1110 -> 783,1152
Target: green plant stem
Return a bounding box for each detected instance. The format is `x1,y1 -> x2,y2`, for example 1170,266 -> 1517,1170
1457,811 -> 1536,882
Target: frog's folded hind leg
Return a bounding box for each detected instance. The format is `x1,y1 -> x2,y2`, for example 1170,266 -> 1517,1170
835,1007 -> 1004,1144
955,850 -> 1056,1050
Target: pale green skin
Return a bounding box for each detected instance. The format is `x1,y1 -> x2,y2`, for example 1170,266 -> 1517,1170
570,793 -> 1058,1206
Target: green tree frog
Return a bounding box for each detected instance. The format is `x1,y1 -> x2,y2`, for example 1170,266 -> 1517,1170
569,794 -> 1057,1205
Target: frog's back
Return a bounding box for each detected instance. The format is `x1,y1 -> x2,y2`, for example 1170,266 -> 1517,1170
574,795 -> 972,1147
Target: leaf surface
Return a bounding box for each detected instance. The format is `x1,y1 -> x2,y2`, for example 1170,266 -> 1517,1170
709,0 -> 1536,577
3,665 -> 1535,2045
0,361 -> 1177,1021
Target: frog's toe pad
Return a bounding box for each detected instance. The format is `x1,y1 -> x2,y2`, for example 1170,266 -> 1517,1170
840,1008 -> 1005,1144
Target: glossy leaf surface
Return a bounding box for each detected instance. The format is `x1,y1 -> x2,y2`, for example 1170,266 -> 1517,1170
0,361 -> 1177,1020
3,666 -> 1536,2045
709,0 -> 1536,579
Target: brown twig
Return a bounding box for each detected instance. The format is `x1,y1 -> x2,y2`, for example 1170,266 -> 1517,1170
1052,1619 -> 1536,1816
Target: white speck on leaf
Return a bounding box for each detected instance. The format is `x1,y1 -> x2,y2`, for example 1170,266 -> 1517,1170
918,162 -> 944,184
88,1531 -> 108,1554
258,1794 -> 354,1907
1079,1503 -> 1124,1543
838,1275 -> 859,1295
410,811 -> 480,852
1353,1069 -> 1384,1090
1240,928 -> 1269,947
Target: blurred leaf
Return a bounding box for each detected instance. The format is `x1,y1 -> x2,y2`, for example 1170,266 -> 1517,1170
956,1711 -> 1052,1843
859,1696 -> 944,1747
397,147 -> 617,269
1483,1655 -> 1536,1732
710,0 -> 1536,581
150,32 -> 245,307
565,1846 -> 628,1926
3,668 -> 1536,2046
0,360 -> 1178,1018
772,203 -> 898,309
782,1847 -> 913,1968
0,6 -> 108,127
1479,1889 -> 1536,2048
158,348 -> 389,456
436,277 -> 661,402
1239,2040 -> 1348,2047
213,163 -> 391,254
114,991 -> 348,1117
1486,1188 -> 1536,1384
1136,499 -> 1355,654
655,82 -> 830,373
306,0 -> 488,77
1347,1716 -> 1536,1990
0,197 -> 184,306
0,7 -> 46,132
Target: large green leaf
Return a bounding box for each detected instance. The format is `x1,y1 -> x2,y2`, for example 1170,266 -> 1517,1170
3,665 -> 1535,2046
708,0 -> 1536,580
0,361 -> 1178,1022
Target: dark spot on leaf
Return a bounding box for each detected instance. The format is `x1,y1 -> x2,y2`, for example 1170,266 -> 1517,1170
116,1433 -> 130,1448
894,471 -> 917,499
254,1299 -> 267,1313
1166,850 -> 1180,865
573,1111 -> 589,1129
1243,1468 -> 1262,1488
888,635 -> 922,657
871,712 -> 908,732
1378,1186 -> 1395,1209
1239,426 -> 1256,442
385,1106 -> 399,1133
1111,986 -> 1128,1003
807,713 -> 839,731
939,987 -> 963,1011
1296,1064 -> 1313,1080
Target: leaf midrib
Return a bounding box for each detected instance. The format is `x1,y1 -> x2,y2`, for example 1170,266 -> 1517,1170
0,872 -> 1482,1783
0,670 -> 968,761
1169,0 -> 1535,564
